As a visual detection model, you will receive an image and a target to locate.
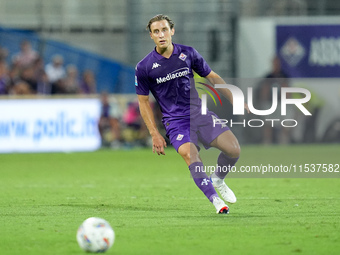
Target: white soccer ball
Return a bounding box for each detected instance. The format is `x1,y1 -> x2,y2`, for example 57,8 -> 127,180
76,217 -> 115,253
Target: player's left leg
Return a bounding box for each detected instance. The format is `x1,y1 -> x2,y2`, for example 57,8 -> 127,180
178,142 -> 229,214
209,130 -> 240,203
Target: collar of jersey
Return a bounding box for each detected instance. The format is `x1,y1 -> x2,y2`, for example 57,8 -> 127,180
152,43 -> 179,60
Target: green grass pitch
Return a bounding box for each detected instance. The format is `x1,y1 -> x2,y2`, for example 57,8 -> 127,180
0,145 -> 339,255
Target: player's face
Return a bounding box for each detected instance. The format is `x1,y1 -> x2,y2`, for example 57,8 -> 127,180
150,20 -> 175,51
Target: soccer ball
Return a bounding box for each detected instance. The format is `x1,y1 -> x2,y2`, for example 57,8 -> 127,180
76,217 -> 115,253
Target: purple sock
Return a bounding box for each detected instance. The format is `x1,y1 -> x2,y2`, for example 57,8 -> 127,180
189,162 -> 218,203
215,152 -> 239,179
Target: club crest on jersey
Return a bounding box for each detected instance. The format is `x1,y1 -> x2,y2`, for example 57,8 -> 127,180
179,53 -> 187,61
152,62 -> 161,69
176,134 -> 184,141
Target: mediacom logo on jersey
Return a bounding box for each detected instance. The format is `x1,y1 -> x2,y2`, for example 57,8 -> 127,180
156,68 -> 189,84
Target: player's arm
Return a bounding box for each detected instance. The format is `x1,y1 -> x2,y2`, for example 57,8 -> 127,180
137,94 -> 167,155
205,71 -> 250,113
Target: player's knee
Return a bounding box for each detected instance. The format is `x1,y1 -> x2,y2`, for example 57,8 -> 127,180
182,151 -> 199,162
231,146 -> 241,158
179,150 -> 200,165
180,151 -> 190,162
224,145 -> 240,158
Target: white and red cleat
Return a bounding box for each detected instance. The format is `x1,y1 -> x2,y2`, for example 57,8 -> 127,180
210,176 -> 237,204
212,197 -> 229,214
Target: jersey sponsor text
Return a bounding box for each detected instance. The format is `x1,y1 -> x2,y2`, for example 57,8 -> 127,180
156,68 -> 189,84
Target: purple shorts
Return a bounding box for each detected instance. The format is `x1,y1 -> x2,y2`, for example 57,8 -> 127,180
162,110 -> 230,152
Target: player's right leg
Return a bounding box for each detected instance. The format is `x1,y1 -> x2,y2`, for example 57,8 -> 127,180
178,142 -> 229,214
210,130 -> 239,204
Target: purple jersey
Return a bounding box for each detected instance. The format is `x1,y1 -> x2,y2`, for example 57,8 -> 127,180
135,43 -> 211,119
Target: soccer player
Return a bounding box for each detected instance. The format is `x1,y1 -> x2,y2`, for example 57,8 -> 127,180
135,14 -> 249,214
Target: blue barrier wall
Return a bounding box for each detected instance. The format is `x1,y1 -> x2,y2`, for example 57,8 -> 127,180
0,28 -> 135,94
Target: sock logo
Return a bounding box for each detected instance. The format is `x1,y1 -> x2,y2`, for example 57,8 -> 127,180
201,178 -> 211,186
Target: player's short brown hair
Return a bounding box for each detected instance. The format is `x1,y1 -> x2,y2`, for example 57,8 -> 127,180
147,14 -> 175,32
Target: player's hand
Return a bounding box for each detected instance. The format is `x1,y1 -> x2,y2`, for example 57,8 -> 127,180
244,103 -> 250,114
152,133 -> 167,155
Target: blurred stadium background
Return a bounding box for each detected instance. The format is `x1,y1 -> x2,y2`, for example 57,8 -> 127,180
0,0 -> 340,153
